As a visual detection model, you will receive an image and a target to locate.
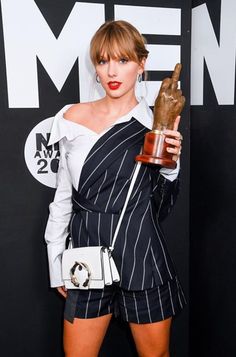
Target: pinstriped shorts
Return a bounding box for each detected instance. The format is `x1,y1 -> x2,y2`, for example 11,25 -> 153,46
64,276 -> 186,324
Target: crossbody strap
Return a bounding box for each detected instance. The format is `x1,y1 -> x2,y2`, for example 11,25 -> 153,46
110,162 -> 141,251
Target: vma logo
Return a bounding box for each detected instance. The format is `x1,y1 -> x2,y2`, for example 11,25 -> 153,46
24,118 -> 59,188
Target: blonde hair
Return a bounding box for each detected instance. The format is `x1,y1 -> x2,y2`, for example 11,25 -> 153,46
90,20 -> 149,66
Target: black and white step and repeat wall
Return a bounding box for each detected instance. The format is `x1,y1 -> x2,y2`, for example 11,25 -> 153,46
191,0 -> 236,356
0,1 -> 190,356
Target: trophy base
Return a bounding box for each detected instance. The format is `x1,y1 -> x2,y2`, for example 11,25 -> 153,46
136,154 -> 176,169
135,131 -> 177,169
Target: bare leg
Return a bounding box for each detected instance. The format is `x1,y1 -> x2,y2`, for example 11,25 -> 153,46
63,313 -> 113,357
129,317 -> 172,357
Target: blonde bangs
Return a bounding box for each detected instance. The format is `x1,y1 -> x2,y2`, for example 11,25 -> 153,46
101,32 -> 138,63
90,20 -> 149,65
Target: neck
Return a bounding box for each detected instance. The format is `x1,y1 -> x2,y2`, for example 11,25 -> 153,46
102,91 -> 138,117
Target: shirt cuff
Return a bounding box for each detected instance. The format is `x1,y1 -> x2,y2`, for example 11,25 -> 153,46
159,159 -> 180,182
47,244 -> 65,288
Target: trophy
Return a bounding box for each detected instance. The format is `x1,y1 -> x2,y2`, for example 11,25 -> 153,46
136,63 -> 185,169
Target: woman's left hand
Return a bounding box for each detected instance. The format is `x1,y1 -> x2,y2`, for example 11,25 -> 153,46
163,115 -> 183,162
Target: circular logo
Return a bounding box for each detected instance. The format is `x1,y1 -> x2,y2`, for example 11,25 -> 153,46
24,117 -> 60,188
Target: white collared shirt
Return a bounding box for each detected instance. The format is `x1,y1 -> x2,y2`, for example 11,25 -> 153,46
45,98 -> 180,287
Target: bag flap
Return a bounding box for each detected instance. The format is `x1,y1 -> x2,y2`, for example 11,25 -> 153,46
62,246 -> 104,281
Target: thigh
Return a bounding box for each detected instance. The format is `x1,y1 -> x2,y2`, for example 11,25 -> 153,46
64,313 -> 113,357
129,317 -> 172,357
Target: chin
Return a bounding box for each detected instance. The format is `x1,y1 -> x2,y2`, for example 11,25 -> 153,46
106,88 -> 133,99
106,90 -> 123,98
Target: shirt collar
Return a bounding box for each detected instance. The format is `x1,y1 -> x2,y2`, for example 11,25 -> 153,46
48,97 -> 153,146
113,97 -> 153,130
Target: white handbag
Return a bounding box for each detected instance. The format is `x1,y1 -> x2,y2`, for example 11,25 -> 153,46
62,162 -> 141,290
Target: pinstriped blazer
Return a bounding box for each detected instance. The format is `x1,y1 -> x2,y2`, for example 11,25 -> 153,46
70,117 -> 180,291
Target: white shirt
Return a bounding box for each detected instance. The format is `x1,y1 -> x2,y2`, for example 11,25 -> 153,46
45,98 -> 180,287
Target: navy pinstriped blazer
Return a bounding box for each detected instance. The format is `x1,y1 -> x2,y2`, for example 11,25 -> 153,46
70,117 -> 179,291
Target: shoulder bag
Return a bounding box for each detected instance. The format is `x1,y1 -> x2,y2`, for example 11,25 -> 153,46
62,162 -> 141,289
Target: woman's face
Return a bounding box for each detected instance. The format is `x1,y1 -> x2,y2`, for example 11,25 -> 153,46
95,54 -> 145,99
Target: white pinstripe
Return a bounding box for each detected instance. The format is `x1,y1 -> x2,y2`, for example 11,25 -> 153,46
78,219 -> 83,246
112,179 -> 129,207
133,292 -> 140,323
158,286 -> 164,320
104,150 -> 128,212
131,166 -> 147,200
177,288 -> 183,309
141,237 -> 152,289
112,164 -> 136,207
86,188 -> 90,199
181,289 -> 187,304
85,212 -> 89,246
128,202 -> 150,290
152,173 -> 161,193
121,290 -> 129,321
79,127 -> 146,193
150,246 -> 164,284
179,283 -> 187,304
176,277 -> 187,305
174,277 -> 183,308
145,290 -> 152,323
168,281 -> 175,315
94,170 -> 107,205
120,191 -> 142,284
150,206 -> 173,280
97,289 -> 105,317
98,213 -> 101,245
156,177 -> 165,219
72,197 -> 92,212
109,214 -> 114,246
85,291 -> 92,318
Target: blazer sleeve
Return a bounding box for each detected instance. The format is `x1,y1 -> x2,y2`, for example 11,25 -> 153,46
152,169 -> 180,222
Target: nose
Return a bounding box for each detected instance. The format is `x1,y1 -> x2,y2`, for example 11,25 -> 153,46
107,60 -> 117,77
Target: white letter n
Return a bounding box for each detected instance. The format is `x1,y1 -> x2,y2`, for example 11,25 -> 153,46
191,0 -> 236,105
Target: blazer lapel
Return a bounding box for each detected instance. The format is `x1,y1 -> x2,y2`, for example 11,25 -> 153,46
78,118 -> 148,194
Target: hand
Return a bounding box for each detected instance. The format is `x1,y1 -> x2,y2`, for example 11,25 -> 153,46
153,63 -> 185,130
164,115 -> 183,162
56,286 -> 67,298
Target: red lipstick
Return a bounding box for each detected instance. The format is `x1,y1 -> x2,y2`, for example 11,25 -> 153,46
108,81 -> 122,90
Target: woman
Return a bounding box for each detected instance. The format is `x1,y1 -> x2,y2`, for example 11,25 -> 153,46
45,20 -> 186,357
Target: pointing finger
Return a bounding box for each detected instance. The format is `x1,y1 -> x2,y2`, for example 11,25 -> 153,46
158,77 -> 172,95
171,63 -> 182,84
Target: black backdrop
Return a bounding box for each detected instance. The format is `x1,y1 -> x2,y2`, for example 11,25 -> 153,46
190,0 -> 236,356
0,1 -> 190,356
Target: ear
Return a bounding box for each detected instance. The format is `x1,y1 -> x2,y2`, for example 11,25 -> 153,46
138,57 -> 146,74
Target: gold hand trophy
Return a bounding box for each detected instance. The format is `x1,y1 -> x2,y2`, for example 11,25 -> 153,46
136,63 -> 185,169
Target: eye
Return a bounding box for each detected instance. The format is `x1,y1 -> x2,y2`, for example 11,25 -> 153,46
119,58 -> 129,64
98,59 -> 107,65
